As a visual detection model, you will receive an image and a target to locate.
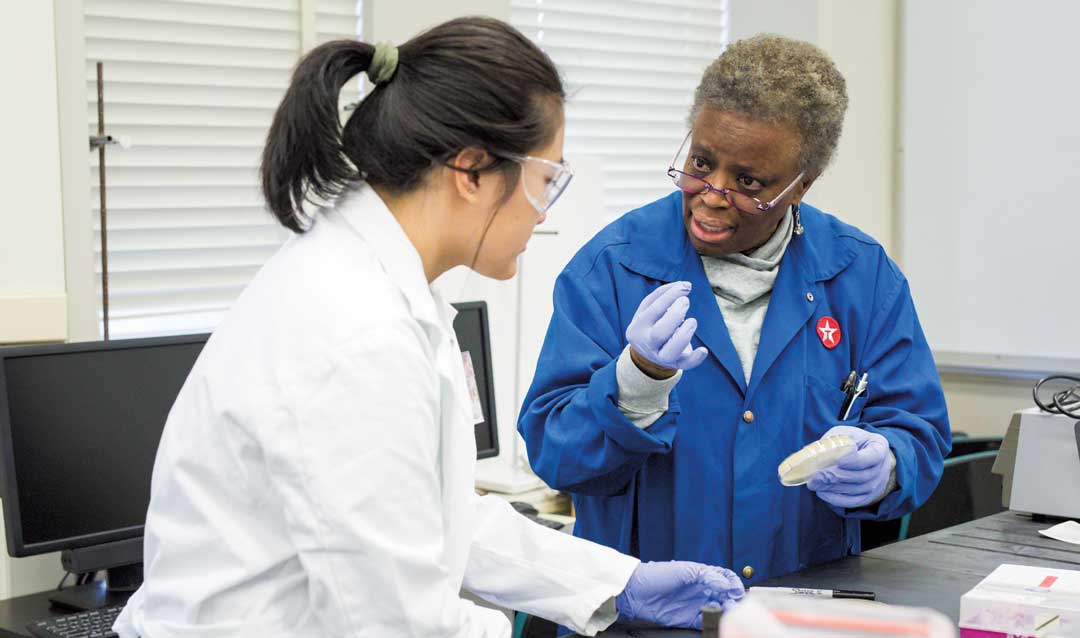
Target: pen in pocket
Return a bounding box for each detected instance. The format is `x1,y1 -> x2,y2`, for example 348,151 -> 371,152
838,372 -> 868,420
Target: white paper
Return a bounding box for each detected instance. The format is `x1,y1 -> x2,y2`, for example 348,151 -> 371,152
1039,521 -> 1080,546
460,351 -> 485,425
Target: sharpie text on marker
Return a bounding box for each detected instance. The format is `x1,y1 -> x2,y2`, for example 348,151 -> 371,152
752,586 -> 876,601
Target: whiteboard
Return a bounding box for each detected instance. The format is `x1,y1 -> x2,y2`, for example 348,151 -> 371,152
900,0 -> 1080,373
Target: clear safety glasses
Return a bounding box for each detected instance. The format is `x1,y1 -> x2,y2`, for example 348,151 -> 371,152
499,152 -> 574,215
444,153 -> 574,215
667,131 -> 804,214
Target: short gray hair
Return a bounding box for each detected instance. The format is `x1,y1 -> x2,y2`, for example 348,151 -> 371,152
690,34 -> 848,174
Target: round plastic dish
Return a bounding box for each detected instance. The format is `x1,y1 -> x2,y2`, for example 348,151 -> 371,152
777,435 -> 857,486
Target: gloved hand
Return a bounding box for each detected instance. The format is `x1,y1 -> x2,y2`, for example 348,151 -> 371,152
616,561 -> 745,629
626,281 -> 709,373
807,425 -> 896,509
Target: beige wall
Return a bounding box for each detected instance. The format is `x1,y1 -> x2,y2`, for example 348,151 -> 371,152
0,1 -> 68,344
0,1 -> 73,596
940,373 -> 1033,438
55,3 -> 97,343
813,0 -> 898,253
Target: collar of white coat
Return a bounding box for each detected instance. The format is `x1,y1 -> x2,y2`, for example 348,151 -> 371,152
334,184 -> 457,334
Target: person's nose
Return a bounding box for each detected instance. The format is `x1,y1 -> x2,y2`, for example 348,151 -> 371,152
699,184 -> 733,209
535,211 -> 549,225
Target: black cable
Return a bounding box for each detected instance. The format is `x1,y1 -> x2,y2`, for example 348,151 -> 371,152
1033,375 -> 1080,419
56,571 -> 71,591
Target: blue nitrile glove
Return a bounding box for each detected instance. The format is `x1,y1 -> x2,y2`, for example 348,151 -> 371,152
616,561 -> 745,629
625,281 -> 709,372
807,425 -> 896,509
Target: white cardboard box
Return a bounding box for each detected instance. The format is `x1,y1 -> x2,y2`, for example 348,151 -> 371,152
959,564 -> 1080,638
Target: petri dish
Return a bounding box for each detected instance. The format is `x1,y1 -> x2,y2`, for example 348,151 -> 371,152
778,435 -> 857,486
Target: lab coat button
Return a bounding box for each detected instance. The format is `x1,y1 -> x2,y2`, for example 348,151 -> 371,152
742,565 -> 754,579
806,292 -> 815,302
742,410 -> 754,424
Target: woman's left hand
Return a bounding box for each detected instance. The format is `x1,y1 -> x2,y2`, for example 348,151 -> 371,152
616,561 -> 745,629
806,426 -> 896,509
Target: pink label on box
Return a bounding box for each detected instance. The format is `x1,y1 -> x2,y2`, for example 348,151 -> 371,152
960,628 -> 1033,638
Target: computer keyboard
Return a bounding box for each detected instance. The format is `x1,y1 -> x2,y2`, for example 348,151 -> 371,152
28,605 -> 122,638
509,500 -> 567,530
524,512 -> 565,530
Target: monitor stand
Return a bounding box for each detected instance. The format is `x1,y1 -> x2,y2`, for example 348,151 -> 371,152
49,564 -> 141,612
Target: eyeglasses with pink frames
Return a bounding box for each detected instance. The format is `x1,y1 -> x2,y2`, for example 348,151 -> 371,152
667,131 -> 804,214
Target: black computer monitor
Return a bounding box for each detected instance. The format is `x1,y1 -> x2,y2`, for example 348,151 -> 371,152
452,302 -> 499,460
0,335 -> 207,561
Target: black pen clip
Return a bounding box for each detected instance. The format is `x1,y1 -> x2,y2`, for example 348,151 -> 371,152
841,370 -> 857,393
838,371 -> 858,420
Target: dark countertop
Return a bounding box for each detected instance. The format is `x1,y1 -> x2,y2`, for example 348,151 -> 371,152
566,511 -> 1077,637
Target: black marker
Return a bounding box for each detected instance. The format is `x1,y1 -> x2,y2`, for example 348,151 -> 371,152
752,586 -> 876,601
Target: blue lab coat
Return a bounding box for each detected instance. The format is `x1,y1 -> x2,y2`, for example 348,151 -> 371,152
518,192 -> 951,584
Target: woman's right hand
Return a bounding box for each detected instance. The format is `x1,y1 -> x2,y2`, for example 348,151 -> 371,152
615,561 -> 745,629
625,281 -> 709,378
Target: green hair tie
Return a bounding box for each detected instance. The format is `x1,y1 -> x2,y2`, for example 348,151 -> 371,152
367,41 -> 399,85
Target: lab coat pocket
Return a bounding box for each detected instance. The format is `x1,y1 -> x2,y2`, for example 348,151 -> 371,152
841,392 -> 869,423
802,374 -> 849,439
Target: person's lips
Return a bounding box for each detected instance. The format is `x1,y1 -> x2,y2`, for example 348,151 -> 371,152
689,213 -> 736,243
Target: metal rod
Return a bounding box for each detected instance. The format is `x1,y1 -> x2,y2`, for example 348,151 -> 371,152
96,61 -> 110,340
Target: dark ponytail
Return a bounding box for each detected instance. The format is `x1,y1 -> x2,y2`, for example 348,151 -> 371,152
261,17 -> 565,233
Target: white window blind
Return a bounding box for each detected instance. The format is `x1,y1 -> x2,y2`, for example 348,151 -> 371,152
510,0 -> 728,221
86,0 -> 362,339
316,0 -> 362,47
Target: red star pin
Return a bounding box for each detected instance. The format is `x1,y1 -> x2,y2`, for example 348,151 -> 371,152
816,316 -> 841,349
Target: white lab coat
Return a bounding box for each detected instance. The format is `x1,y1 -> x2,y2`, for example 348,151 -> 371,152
114,186 -> 639,638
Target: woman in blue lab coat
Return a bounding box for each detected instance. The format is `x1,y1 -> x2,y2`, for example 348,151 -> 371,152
518,34 -> 951,586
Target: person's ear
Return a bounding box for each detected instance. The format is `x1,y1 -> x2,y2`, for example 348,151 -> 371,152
789,171 -> 819,208
448,147 -> 492,204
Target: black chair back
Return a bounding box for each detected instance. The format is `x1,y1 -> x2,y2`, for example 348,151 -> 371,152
862,446 -> 1006,550
904,451 -> 1006,539
947,436 -> 1002,458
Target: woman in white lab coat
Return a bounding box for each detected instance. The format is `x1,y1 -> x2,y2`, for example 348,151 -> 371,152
114,17 -> 745,638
